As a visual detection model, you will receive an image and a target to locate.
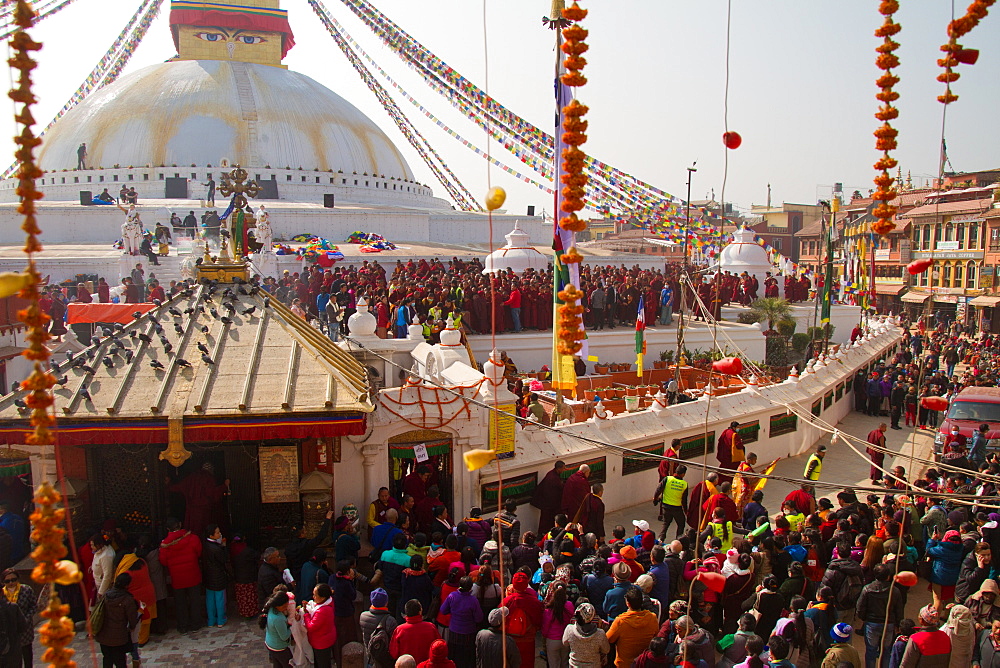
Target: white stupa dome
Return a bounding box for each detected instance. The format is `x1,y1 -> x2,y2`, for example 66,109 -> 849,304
483,221 -> 549,274
347,298 -> 378,339
38,60 -> 414,181
719,227 -> 784,299
719,227 -> 773,275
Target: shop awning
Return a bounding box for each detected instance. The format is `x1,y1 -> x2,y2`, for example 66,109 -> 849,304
67,303 -> 155,324
901,292 -> 931,303
969,296 -> 1000,307
875,284 -> 907,296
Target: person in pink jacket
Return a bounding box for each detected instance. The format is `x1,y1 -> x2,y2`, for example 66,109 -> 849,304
542,584 -> 576,668
304,583 -> 338,668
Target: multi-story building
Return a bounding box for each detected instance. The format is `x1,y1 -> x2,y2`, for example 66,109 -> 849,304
900,184 -> 996,323
968,188 -> 1000,330
749,202 -> 824,262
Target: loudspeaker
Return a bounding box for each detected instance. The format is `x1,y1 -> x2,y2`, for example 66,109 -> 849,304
164,177 -> 188,199
79,191 -> 92,206
527,205 -> 535,216
323,193 -> 335,208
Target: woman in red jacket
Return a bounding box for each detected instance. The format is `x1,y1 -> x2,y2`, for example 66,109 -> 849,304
501,572 -> 544,668
304,583 -> 338,668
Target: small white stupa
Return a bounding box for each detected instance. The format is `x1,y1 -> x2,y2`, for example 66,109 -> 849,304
718,226 -> 781,298
482,221 -> 549,275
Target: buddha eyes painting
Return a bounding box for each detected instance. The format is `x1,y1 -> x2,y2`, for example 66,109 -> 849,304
194,29 -> 268,46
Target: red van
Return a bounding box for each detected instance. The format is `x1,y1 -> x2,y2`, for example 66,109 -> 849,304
935,386 -> 1000,456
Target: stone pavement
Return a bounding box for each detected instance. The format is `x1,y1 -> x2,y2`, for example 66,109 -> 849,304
35,409 -> 938,666
35,616 -> 270,667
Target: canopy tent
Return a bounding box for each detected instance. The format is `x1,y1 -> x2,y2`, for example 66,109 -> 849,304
67,303 -> 155,324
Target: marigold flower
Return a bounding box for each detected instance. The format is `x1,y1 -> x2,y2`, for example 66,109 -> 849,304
875,21 -> 902,37
876,53 -> 900,69
562,24 -> 588,41
876,73 -> 900,88
562,3 -> 587,21
875,106 -> 899,121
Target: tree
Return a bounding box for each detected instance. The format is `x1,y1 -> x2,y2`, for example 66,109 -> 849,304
746,297 -> 795,334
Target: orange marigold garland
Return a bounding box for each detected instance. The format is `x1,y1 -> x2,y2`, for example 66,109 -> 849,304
9,2 -> 77,666
937,0 -> 994,105
871,0 -> 901,237
558,4 -> 588,234
557,285 -> 585,356
555,2 -> 589,361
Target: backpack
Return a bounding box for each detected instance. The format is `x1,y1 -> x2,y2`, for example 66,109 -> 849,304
366,615 -> 394,668
833,570 -> 864,611
88,595 -> 107,635
506,606 -> 532,637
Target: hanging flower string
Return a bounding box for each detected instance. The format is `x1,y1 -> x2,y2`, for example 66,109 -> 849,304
871,0 -> 901,237
555,2 -> 588,358
558,3 -> 588,234
557,285 -> 585,356
937,0 -> 994,105
9,1 -> 79,666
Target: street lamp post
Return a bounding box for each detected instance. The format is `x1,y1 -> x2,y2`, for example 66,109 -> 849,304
821,197 -> 839,353
675,163 -> 696,389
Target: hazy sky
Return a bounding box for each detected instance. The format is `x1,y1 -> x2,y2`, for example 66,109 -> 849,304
1,0 -> 997,218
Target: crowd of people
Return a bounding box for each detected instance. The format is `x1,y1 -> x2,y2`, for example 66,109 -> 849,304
39,257 -> 825,345
40,421 -> 1000,668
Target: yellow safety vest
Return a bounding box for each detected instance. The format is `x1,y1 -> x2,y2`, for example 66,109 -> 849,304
710,521 -> 734,552
804,454 -> 823,481
661,477 -> 688,506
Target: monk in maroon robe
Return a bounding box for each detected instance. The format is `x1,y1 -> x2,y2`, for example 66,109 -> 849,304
560,464 -> 593,527
166,462 -> 229,536
531,461 -> 565,535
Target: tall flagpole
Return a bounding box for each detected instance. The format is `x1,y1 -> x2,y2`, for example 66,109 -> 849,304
547,0 -> 571,417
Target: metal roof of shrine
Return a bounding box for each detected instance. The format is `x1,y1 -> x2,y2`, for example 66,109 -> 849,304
0,280 -> 373,445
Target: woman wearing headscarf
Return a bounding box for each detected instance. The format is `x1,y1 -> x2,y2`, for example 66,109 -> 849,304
418,639 -> 455,668
502,571 -> 544,668
966,578 -> 1000,632
2,568 -> 36,667
944,604 -> 975,668
541,564 -> 581,606
561,602 -> 610,668
113,546 -> 157,649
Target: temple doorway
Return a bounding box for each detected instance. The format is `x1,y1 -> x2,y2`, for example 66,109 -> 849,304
388,430 -> 453,516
